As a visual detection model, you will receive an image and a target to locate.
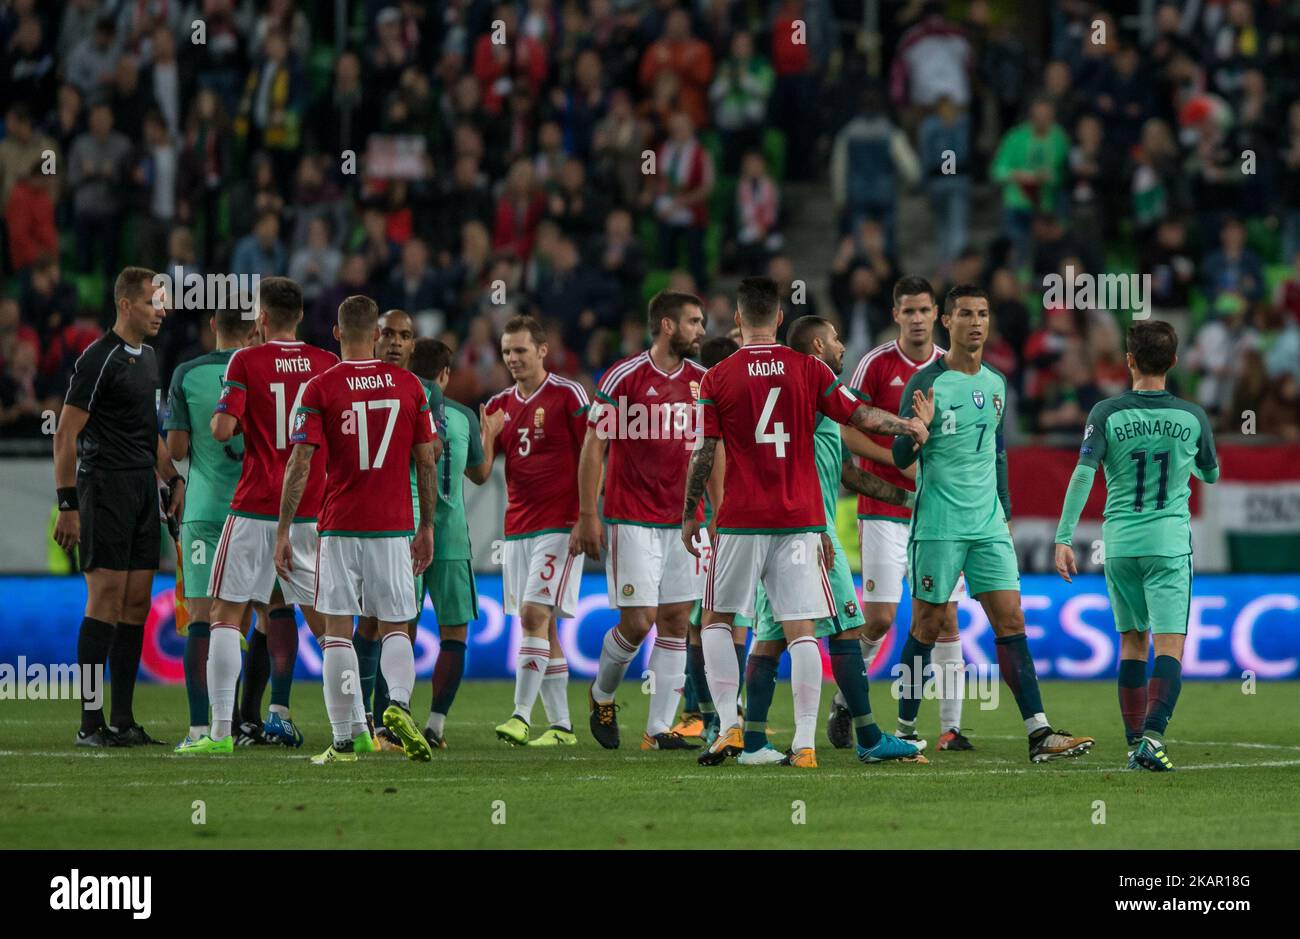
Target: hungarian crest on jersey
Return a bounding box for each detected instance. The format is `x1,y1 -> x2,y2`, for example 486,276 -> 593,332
972,390 -> 985,409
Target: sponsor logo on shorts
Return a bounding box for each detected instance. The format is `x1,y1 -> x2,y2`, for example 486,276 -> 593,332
539,585 -> 551,597
972,390 -> 985,409
921,575 -> 934,591
522,660 -> 541,672
621,584 -> 634,597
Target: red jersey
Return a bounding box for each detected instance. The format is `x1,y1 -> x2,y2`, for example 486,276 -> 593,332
291,359 -> 435,535
216,339 -> 337,519
590,351 -> 707,526
847,340 -> 943,521
700,344 -> 860,532
485,372 -> 588,538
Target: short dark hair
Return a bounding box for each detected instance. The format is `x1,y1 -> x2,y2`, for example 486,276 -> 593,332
379,308 -> 413,329
944,284 -> 989,315
699,335 -> 739,368
257,276 -> 304,330
502,314 -> 546,347
338,295 -> 379,340
114,267 -> 157,307
736,277 -> 780,328
893,275 -> 936,307
213,306 -> 255,337
1127,320 -> 1178,376
411,338 -> 453,381
786,315 -> 833,355
647,290 -> 703,336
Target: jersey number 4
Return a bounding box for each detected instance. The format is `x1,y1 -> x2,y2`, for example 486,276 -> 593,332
755,388 -> 791,458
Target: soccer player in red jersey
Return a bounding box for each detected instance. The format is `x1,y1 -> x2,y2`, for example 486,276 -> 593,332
481,315 -> 590,747
839,276 -> 970,752
276,295 -> 440,765
572,291 -> 711,751
681,277 -> 928,768
178,278 -> 339,755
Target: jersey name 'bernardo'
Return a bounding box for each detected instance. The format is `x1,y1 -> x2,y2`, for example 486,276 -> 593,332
346,373 -> 397,391
748,360 -> 785,377
1109,417 -> 1194,443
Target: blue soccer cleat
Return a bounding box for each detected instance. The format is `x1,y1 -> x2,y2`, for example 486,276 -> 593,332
263,712 -> 304,749
857,734 -> 930,764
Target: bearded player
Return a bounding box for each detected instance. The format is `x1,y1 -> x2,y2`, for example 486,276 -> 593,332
574,291 -> 710,751
482,316 -> 589,746
837,276 -> 971,753
277,295 -> 439,764
682,277 -> 928,768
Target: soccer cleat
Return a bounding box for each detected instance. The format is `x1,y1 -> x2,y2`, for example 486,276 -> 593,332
588,683 -> 620,749
697,725 -> 743,766
174,734 -> 234,754
937,729 -> 974,751
233,721 -> 271,746
310,742 -> 357,765
641,731 -> 701,751
495,716 -> 530,746
1028,728 -> 1095,763
736,743 -> 787,765
352,728 -> 377,753
528,726 -> 578,747
896,732 -> 928,752
701,712 -> 721,747
262,712 -> 304,748
383,704 -> 434,762
76,727 -> 127,748
781,747 -> 818,768
670,711 -> 705,738
109,723 -> 166,746
858,735 -> 929,764
423,728 -> 448,750
1132,736 -> 1175,772
825,699 -> 852,749
374,727 -> 405,752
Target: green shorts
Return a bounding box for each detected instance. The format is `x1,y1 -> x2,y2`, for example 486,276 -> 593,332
751,534 -> 862,641
910,535 -> 1019,602
1104,554 -> 1192,635
690,598 -> 752,629
415,558 -> 480,627
180,519 -> 225,599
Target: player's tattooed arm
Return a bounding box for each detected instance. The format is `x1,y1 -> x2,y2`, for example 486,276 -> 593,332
276,444 -> 314,535
848,403 -> 927,446
841,460 -> 914,508
681,437 -> 718,558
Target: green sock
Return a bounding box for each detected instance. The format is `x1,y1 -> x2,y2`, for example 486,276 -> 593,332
896,633 -> 933,731
353,634 -> 380,718
734,642 -> 747,705
183,621 -> 210,729
829,638 -> 882,748
374,665 -> 391,721
741,654 -> 778,752
688,642 -> 713,715
1143,655 -> 1182,741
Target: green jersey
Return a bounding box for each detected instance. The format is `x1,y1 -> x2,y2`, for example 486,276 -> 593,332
164,349 -> 244,523
813,414 -> 846,534
893,357 -> 1011,541
432,399 -> 484,560
409,378 -> 445,531
1071,390 -> 1217,558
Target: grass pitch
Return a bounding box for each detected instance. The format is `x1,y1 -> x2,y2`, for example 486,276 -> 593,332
1,680 -> 1297,849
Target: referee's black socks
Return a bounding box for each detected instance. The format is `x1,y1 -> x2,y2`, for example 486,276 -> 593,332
108,621 -> 145,730
76,617 -> 115,734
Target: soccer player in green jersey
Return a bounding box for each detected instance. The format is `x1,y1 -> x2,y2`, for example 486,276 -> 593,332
1054,320 -> 1218,772
734,316 -> 926,766
409,338 -> 492,749
893,285 -> 1094,763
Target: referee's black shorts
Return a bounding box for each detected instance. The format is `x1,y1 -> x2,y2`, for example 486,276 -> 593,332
77,467 -> 161,572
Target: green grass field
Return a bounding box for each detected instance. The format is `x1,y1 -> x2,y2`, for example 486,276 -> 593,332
2,680 -> 1297,849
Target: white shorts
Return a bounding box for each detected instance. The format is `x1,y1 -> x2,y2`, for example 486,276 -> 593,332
607,524 -> 708,608
314,534 -> 418,622
503,531 -> 581,618
858,518 -> 966,604
706,531 -> 832,622
209,515 -> 317,607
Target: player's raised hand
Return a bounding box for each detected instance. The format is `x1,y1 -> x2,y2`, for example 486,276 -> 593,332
1054,543 -> 1077,583
411,525 -> 434,576
904,416 -> 929,447
681,518 -> 702,558
913,388 -> 935,426
273,533 -> 294,579
571,513 -> 605,560
480,404 -> 504,438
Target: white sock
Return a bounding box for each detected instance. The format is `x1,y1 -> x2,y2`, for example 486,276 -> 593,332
321,636 -> 357,744
347,645 -> 368,738
593,626 -> 640,704
425,711 -> 445,735
789,636 -> 822,752
702,624 -> 740,731
860,634 -> 884,670
933,637 -> 965,733
646,635 -> 687,736
206,623 -> 242,740
268,704 -> 289,719
512,637 -> 550,724
540,658 -> 571,730
380,632 -> 416,709
189,724 -> 209,741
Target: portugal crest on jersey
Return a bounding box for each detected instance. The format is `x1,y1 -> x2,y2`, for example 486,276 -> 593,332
992,394 -> 1002,418
972,390 -> 985,409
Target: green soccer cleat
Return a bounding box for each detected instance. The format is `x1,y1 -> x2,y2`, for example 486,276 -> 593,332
1132,736 -> 1175,772
382,704 -> 434,762
310,742 -> 357,765
353,729 -> 377,753
527,726 -> 578,747
174,734 -> 234,755
495,716 -> 530,746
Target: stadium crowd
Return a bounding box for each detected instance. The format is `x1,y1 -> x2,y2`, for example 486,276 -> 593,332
2,0 -> 1299,442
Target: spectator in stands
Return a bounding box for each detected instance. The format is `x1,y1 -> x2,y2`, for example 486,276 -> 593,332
989,266 -> 1030,380
1280,99 -> 1300,265
310,252 -> 368,349
889,0 -> 972,126
593,207 -> 646,314
306,50 -> 372,160
0,297 -> 39,372
592,88 -> 643,208
709,29 -> 774,174
107,55 -> 153,143
769,0 -> 828,180
385,237 -> 441,332
547,156 -> 608,243
1036,347 -> 1101,435
731,150 -> 782,275
358,204 -> 398,289
473,3 -> 547,116
649,111 -> 714,291
142,26 -> 189,140
829,87 -> 918,249
5,158 -> 57,273
551,48 -> 607,161
230,210 -> 287,278
177,87 -> 231,266
918,95 -> 971,269
67,102 -> 131,276
1185,298 -> 1255,423
3,11 -> 55,121
768,254 -> 816,333
532,234 -> 617,349
1277,250 -> 1300,324
1202,217 -> 1264,305
44,85 -> 84,183
289,216 -> 342,306
131,109 -> 180,270
1041,59 -> 1083,134
235,29 -> 303,183
38,305 -> 101,393
638,7 -> 713,132
832,264 -> 886,367
0,338 -> 51,437
1089,42 -> 1152,155
65,15 -> 119,107
991,95 -> 1070,268
1143,217 -> 1197,314
0,104 -> 58,210
494,158 -> 546,260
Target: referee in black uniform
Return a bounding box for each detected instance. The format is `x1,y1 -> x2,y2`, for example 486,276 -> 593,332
53,267 -> 186,746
